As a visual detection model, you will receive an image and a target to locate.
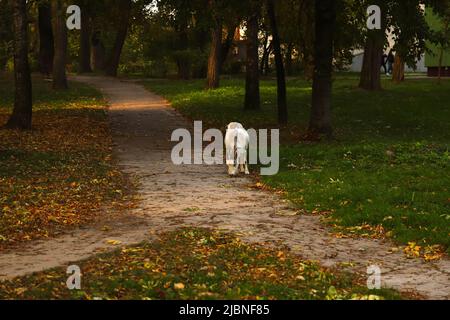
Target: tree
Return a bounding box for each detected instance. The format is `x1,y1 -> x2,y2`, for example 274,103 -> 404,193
105,0 -> 133,76
438,14 -> 450,81
359,1 -> 386,90
78,0 -> 92,73
359,0 -> 436,88
392,54 -> 405,82
259,30 -> 272,75
244,5 -> 260,110
359,33 -> 384,90
429,0 -> 450,82
156,0 -> 195,79
390,0 -> 430,83
277,0 -> 315,80
267,0 -> 287,125
220,21 -> 240,72
0,0 -> 13,71
6,0 -> 33,130
52,0 -> 68,90
309,0 -> 336,137
38,2 -> 54,76
206,0 -> 222,89
357,3 -> 387,88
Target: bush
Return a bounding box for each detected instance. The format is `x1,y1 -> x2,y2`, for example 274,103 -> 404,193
222,60 -> 245,75
119,60 -> 169,78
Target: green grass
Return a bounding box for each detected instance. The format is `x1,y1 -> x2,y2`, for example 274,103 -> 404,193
0,76 -> 104,113
0,228 -> 402,300
142,75 -> 450,255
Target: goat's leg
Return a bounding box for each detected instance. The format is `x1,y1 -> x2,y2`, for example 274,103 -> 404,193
244,162 -> 250,175
234,149 -> 243,175
239,149 -> 248,174
226,145 -> 236,175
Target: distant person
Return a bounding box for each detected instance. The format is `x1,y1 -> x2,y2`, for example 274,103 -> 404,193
381,53 -> 388,74
387,50 -> 395,75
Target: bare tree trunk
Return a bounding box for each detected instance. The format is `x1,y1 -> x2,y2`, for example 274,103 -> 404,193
105,0 -> 132,76
91,31 -> 106,72
52,0 -> 68,90
308,0 -> 336,137
220,22 -> 239,72
260,34 -> 272,76
244,11 -> 260,110
38,3 -> 54,76
206,0 -> 222,89
359,36 -> 383,90
6,0 -> 33,130
285,43 -> 294,76
299,0 -> 314,80
359,1 -> 386,91
392,54 -> 405,83
175,21 -> 191,80
267,0 -> 287,125
79,0 -> 92,73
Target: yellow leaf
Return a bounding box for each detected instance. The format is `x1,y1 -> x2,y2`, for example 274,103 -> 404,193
15,287 -> 27,295
106,239 -> 122,245
174,283 -> 185,290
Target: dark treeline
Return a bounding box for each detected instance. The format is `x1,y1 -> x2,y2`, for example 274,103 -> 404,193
0,0 -> 449,134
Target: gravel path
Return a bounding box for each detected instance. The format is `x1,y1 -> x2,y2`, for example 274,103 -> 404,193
0,76 -> 448,299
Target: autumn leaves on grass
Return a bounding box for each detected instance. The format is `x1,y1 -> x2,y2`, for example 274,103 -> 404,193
0,79 -> 135,247
0,228 -> 403,300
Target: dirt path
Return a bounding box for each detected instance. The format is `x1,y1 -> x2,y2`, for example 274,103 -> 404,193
0,76 -> 448,299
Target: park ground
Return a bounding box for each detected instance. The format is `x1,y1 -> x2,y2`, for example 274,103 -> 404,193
0,73 -> 448,299
143,74 -> 450,257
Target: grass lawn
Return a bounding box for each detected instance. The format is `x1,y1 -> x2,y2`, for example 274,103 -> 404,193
0,228 -> 402,300
142,75 -> 450,257
0,75 -> 133,246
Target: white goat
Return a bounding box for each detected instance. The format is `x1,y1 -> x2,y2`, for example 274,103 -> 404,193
225,122 -> 250,176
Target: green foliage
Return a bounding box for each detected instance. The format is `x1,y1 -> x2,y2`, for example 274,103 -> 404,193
424,1 -> 450,67
119,60 -> 170,78
389,1 -> 431,68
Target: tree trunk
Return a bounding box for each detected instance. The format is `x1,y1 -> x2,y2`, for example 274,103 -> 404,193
260,33 -> 268,75
392,54 -> 405,83
176,22 -> 191,80
6,0 -> 33,130
105,0 -> 132,77
91,31 -> 106,71
359,36 -> 383,90
244,12 -> 260,110
0,58 -> 6,72
260,35 -> 272,76
79,1 -> 92,73
438,47 -> 444,81
308,0 -> 336,137
38,3 -> 54,76
52,0 -> 68,90
285,43 -> 294,76
299,0 -> 314,81
267,0 -> 287,125
206,0 -> 222,89
220,22 -> 239,72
